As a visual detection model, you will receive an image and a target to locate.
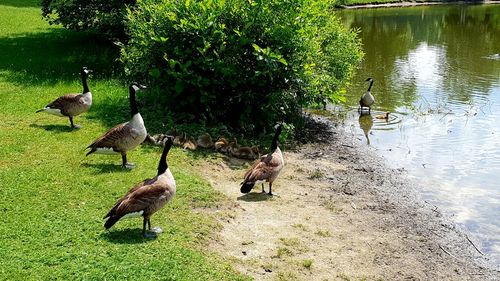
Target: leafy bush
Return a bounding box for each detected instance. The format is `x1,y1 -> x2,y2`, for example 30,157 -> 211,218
123,0 -> 362,134
41,0 -> 136,38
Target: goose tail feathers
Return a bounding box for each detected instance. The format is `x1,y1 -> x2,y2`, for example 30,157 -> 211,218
85,149 -> 95,156
240,182 -> 255,193
104,215 -> 121,229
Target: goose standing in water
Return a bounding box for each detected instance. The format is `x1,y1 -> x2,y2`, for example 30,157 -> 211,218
240,124 -> 284,196
359,77 -> 375,114
103,137 -> 176,238
36,67 -> 92,129
86,82 -> 147,169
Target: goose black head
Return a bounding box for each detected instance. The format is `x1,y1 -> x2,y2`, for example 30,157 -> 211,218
81,67 -> 92,76
131,82 -> 147,92
365,77 -> 373,82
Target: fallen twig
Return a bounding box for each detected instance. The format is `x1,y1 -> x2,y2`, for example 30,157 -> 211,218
439,109 -> 452,121
465,234 -> 484,255
439,244 -> 460,260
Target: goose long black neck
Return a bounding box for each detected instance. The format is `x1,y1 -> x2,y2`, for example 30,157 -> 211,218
270,125 -> 282,151
81,71 -> 90,93
157,138 -> 173,176
367,80 -> 374,92
129,85 -> 139,117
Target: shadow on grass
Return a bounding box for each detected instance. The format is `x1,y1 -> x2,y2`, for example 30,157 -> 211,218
101,228 -> 152,244
0,28 -> 121,85
80,162 -> 132,174
0,27 -> 175,133
29,123 -> 74,133
237,192 -> 273,202
1,0 -> 40,8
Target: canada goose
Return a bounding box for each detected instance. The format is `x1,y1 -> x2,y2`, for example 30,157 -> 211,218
232,146 -> 260,160
103,137 -> 176,238
359,77 -> 375,114
173,132 -> 186,147
182,136 -> 197,151
214,137 -> 229,152
36,67 -> 92,129
375,112 -> 390,120
86,82 -> 147,169
197,133 -> 214,149
240,124 -> 284,196
220,138 -> 239,155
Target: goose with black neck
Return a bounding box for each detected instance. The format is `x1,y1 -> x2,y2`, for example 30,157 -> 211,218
86,82 -> 147,169
103,137 -> 176,238
36,67 -> 93,129
240,124 -> 284,196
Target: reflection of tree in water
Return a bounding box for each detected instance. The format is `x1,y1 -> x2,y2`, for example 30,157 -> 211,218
338,5 -> 499,111
441,5 -> 500,104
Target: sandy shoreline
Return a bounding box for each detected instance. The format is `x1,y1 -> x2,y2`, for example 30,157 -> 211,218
196,115 -> 499,280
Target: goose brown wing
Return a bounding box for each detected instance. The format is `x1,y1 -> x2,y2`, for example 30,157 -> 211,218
244,153 -> 281,182
87,123 -> 130,149
46,94 -> 81,109
103,178 -> 154,219
243,156 -> 264,179
113,183 -> 169,217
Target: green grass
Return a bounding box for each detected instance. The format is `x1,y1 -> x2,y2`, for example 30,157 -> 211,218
0,3 -> 247,280
302,259 -> 313,269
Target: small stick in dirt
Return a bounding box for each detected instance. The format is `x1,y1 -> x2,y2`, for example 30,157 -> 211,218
465,234 -> 484,255
439,244 -> 460,261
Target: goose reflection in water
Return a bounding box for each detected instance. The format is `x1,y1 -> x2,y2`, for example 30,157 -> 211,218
358,114 -> 373,145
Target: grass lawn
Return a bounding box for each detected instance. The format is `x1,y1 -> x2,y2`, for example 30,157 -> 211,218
0,2 -> 247,280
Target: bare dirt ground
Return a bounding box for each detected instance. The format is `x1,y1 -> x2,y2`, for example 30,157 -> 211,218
195,116 -> 500,280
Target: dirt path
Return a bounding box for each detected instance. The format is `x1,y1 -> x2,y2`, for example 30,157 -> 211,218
195,116 -> 499,280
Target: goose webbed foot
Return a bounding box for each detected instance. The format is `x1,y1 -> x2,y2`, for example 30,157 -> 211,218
69,117 -> 81,129
123,163 -> 136,169
122,154 -> 135,169
144,232 -> 158,239
151,226 -> 163,234
267,184 -> 279,197
143,227 -> 163,239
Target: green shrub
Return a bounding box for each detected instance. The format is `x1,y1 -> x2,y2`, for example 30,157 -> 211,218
41,0 -> 136,38
120,0 -> 362,135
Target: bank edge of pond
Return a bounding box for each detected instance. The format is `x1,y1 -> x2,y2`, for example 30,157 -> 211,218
340,0 -> 500,9
202,113 -> 500,279
312,114 -> 500,276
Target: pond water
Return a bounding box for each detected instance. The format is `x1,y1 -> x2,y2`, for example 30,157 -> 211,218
337,4 -> 500,263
